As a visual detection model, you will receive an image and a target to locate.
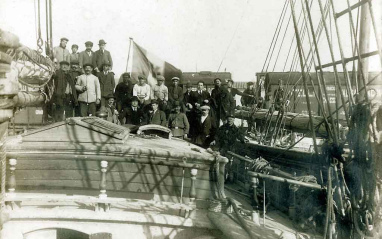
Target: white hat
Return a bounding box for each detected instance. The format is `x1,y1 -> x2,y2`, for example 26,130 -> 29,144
200,105 -> 210,110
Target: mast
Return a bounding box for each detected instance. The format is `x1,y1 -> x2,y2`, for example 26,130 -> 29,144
357,3 -> 371,101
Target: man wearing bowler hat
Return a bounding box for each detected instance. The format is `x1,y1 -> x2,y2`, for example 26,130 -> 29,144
119,96 -> 144,125
51,61 -> 78,122
93,39 -> 113,73
97,62 -> 115,108
53,37 -> 70,64
79,41 -> 94,70
75,63 -> 101,117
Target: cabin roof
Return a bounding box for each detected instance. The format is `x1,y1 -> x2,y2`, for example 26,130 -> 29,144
6,117 -> 220,163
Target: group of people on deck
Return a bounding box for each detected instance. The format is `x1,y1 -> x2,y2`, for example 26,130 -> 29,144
50,37 -> 253,151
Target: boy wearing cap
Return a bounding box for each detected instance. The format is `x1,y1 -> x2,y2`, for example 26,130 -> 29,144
75,64 -> 101,117
168,101 -> 189,139
115,72 -> 134,112
151,76 -> 168,111
51,61 -> 78,122
79,41 -> 94,71
119,96 -> 144,125
53,37 -> 70,64
168,77 -> 184,107
70,44 -> 79,63
93,39 -> 113,73
97,63 -> 116,108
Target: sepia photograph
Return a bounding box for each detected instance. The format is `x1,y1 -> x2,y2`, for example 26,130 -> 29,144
0,0 -> 381,238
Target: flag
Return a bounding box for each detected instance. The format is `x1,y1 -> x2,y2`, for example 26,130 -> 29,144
123,41 -> 182,87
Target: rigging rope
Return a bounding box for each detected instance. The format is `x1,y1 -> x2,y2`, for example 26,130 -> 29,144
216,0 -> 249,72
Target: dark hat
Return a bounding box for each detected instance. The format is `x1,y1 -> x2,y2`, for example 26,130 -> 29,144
122,72 -> 131,77
60,37 -> 69,42
98,39 -> 107,45
157,76 -> 165,81
85,41 -> 93,46
138,74 -> 146,80
247,82 -> 254,85
186,82 -> 192,88
173,101 -> 181,107
105,94 -> 115,99
59,61 -> 70,66
227,114 -> 235,118
131,96 -> 139,102
70,61 -> 79,65
151,99 -> 159,105
214,78 -> 222,83
102,62 -> 111,67
171,77 -> 180,81
83,63 -> 93,68
72,44 -> 79,48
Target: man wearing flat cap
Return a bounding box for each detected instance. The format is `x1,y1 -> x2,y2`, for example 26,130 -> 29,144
75,63 -> 101,117
115,72 -> 134,112
144,100 -> 166,126
168,101 -> 189,139
53,37 -> 70,64
69,61 -> 82,116
70,44 -> 79,63
97,62 -> 116,108
93,39 -> 113,73
51,61 -> 78,122
241,81 -> 256,106
133,75 -> 151,106
168,77 -> 184,109
79,41 -> 94,71
151,75 -> 168,111
192,105 -> 216,148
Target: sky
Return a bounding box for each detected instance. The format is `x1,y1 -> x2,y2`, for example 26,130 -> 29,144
0,0 -> 381,82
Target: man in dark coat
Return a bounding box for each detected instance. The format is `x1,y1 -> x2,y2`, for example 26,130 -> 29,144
69,61 -> 82,116
115,72 -> 134,112
215,114 -> 246,155
93,39 -> 113,73
145,100 -> 167,126
210,78 -> 235,126
79,41 -> 94,71
119,96 -> 144,125
52,61 -> 78,122
241,82 -> 256,106
168,77 -> 184,108
192,80 -> 210,108
97,63 -> 116,108
193,105 -> 216,148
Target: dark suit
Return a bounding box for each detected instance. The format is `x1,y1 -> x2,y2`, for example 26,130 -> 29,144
78,50 -> 94,69
193,115 -> 216,148
115,82 -> 134,111
97,71 -> 116,107
146,110 -> 167,126
119,106 -> 143,125
211,86 -> 235,124
168,85 -> 184,106
51,70 -> 78,121
93,49 -> 113,70
192,90 -> 210,106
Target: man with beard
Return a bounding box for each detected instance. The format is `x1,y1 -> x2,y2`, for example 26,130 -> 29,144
97,63 -> 115,108
115,72 -> 134,112
51,61 -> 78,121
93,39 -> 113,73
79,41 -> 94,71
210,78 -> 234,126
53,37 -> 70,63
193,105 -> 216,148
75,64 -> 101,117
119,96 -> 144,125
168,101 -> 189,139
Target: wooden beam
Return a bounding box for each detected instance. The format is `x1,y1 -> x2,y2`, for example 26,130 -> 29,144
316,50 -> 380,70
335,0 -> 369,18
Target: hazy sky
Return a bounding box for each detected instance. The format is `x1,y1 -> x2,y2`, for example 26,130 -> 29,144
0,0 -> 380,81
